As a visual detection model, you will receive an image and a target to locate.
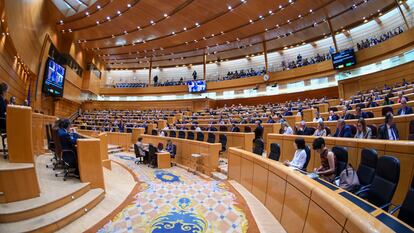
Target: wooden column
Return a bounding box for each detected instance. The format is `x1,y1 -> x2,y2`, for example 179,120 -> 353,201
148,58 -> 153,85
327,19 -> 338,53
203,53 -> 206,80
262,41 -> 269,73
395,0 -> 410,29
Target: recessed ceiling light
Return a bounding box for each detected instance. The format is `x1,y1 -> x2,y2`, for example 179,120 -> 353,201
127,3 -> 131,7
85,12 -> 89,16
183,27 -> 187,30
249,19 -> 253,23
97,5 -> 101,9
164,13 -> 168,17
106,16 -> 110,20
228,6 -> 232,10
117,10 -> 121,15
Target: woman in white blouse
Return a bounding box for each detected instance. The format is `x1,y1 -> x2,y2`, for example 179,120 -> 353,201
313,121 -> 327,137
281,121 -> 293,135
283,138 -> 307,170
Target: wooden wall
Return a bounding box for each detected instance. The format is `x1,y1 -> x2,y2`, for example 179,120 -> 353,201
81,98 -> 213,112
338,61 -> 414,99
213,86 -> 339,108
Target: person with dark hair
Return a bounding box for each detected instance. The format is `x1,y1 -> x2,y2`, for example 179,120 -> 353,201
57,119 -> 79,175
313,137 -> 336,182
333,119 -> 353,138
355,118 -> 372,139
382,95 -> 394,106
230,123 -> 240,132
254,120 -> 263,140
378,113 -> 399,140
355,106 -> 368,119
0,83 -> 8,131
283,138 -> 307,170
135,137 -> 148,163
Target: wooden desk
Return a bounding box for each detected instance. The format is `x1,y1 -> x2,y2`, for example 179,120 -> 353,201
157,151 -> 171,169
77,139 -> 105,190
228,147 -> 414,233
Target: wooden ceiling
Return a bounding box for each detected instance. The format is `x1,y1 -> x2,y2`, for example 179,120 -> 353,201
56,0 -> 397,69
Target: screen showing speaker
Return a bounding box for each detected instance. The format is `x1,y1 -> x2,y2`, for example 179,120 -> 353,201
332,48 -> 357,69
42,58 -> 66,97
187,80 -> 206,93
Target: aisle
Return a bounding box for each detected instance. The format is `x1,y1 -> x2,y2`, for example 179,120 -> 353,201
98,153 -> 259,233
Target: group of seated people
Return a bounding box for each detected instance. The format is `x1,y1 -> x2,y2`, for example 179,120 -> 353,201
281,52 -> 332,71
134,137 -> 175,167
216,67 -> 266,81
356,26 -> 404,51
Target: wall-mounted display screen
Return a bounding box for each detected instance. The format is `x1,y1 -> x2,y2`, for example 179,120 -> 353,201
42,58 -> 66,97
187,80 -> 206,93
332,49 -> 357,69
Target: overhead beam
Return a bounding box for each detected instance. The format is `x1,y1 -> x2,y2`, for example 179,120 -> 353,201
203,53 -> 206,80
262,41 -> 269,73
395,0 -> 410,29
327,19 -> 338,53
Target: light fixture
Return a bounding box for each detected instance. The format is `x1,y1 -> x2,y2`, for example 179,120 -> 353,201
97,5 -> 101,9
164,13 -> 168,17
127,3 -> 131,7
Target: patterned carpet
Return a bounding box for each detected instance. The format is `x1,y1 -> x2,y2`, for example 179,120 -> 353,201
97,153 -> 257,233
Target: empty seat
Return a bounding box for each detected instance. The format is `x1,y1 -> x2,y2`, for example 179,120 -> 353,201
390,176 -> 414,228
207,133 -> 216,143
219,126 -> 228,131
244,126 -> 252,132
367,125 -> 378,139
302,145 -> 311,171
187,131 -> 195,140
178,131 -> 185,139
357,156 -> 400,210
219,134 -> 227,152
355,148 -> 378,192
268,143 -> 280,161
196,132 -> 204,141
151,129 -> 158,135
253,138 -> 264,156
170,131 -> 176,138
332,146 -> 348,178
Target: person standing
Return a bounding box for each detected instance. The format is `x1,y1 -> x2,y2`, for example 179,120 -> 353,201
0,83 -> 8,132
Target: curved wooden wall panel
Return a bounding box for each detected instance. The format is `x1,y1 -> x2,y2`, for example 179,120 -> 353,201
228,147 -> 414,233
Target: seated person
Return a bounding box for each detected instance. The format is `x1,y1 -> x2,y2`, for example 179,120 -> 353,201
267,115 -> 275,123
342,106 -> 355,120
165,139 -> 175,158
382,95 -> 394,106
333,119 -> 353,138
296,121 -> 313,135
366,97 -> 378,108
312,111 -> 323,122
118,120 -> 125,132
230,123 -> 240,132
313,121 -> 327,137
378,113 -> 400,140
397,98 -> 413,115
327,110 -> 339,121
354,118 -> 372,139
283,138 -> 307,170
313,137 -> 336,182
135,137 -> 148,163
354,106 -> 368,119
206,123 -> 217,131
58,119 -> 79,175
281,121 -> 293,135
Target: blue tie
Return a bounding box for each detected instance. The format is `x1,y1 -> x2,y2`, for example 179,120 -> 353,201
391,128 -> 397,140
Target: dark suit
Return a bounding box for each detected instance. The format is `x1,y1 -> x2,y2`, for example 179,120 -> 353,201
328,115 -> 339,121
398,106 -> 413,115
207,127 -> 218,131
378,124 -> 400,140
231,127 -> 240,132
297,127 -> 313,136
343,113 -> 355,120
267,119 -> 275,123
58,128 -> 78,170
355,112 -> 368,119
254,125 -> 264,139
0,96 -> 6,131
333,125 -> 353,138
283,111 -> 293,116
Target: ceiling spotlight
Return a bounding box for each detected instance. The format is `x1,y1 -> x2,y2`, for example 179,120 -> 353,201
117,10 -> 121,15
183,27 -> 187,30
228,6 -> 232,10
171,31 -> 175,35
106,16 -> 110,20
59,20 -> 63,24
85,12 -> 89,16
150,20 -> 154,24
96,21 -> 100,24
127,3 -> 131,7
195,22 -> 200,26
249,19 -> 253,23
97,5 -> 101,9
269,10 -> 273,14
164,13 -> 168,17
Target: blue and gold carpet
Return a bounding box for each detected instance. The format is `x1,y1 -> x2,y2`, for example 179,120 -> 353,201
96,153 -> 259,233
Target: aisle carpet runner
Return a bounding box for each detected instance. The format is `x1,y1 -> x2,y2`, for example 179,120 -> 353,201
97,154 -> 259,233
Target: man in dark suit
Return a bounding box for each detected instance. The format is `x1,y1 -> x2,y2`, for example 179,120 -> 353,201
397,98 -> 413,115
230,123 -> 240,132
355,106 -> 368,119
58,119 -> 79,175
333,119 -> 353,138
378,113 -> 400,140
327,110 -> 339,121
283,108 -> 293,116
296,121 -> 313,135
207,123 -> 217,131
254,120 -> 264,140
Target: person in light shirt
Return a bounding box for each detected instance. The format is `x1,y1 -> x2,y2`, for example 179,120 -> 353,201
313,121 -> 327,137
281,121 -> 293,135
283,138 -> 307,170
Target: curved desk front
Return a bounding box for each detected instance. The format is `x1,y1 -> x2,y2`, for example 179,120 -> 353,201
228,147 -> 414,233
